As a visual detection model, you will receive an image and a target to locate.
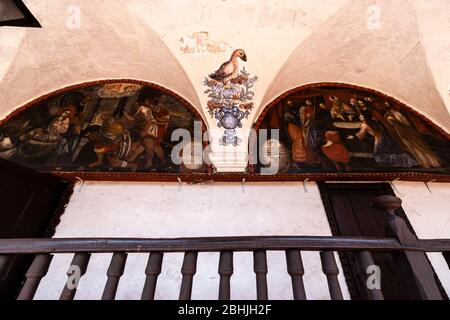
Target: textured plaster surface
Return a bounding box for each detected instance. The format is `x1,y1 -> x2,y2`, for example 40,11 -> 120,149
0,0 -> 449,172
34,181 -> 350,300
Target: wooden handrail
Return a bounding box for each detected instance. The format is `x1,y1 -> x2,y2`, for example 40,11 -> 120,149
2,195 -> 448,301
2,234 -> 449,301
1,236 -> 450,254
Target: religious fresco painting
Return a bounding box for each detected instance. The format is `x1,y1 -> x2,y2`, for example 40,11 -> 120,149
0,82 -> 206,173
255,86 -> 450,175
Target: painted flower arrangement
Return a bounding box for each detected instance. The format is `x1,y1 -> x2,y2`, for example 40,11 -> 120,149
203,48 -> 258,146
204,67 -> 258,118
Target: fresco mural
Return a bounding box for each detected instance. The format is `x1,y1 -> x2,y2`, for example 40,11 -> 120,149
255,86 -> 450,175
0,82 -> 205,173
204,49 -> 258,146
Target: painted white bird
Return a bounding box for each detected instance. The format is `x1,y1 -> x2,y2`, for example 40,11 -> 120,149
209,49 -> 247,85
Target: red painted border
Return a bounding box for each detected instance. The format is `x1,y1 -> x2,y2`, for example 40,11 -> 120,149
51,171 -> 450,183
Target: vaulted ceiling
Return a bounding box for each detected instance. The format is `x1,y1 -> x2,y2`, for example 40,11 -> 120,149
0,0 -> 449,132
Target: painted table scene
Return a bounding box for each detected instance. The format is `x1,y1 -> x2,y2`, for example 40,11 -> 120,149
255,86 -> 450,175
0,82 -> 205,173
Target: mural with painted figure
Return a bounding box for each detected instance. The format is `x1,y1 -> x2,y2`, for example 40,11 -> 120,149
255,86 -> 450,175
0,82 -> 206,174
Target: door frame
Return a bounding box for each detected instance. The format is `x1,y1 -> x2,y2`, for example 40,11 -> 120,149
0,157 -> 73,237
0,157 -> 73,299
317,182 -> 448,300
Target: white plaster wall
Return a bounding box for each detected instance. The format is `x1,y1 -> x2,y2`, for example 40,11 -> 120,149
392,181 -> 450,296
125,0 -> 351,157
34,181 -> 350,300
31,181 -> 450,299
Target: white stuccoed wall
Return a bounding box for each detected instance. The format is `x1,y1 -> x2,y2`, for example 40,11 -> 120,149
34,181 -> 351,300
33,181 -> 450,300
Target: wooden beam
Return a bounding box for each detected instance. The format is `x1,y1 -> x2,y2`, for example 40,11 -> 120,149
0,236 -> 416,254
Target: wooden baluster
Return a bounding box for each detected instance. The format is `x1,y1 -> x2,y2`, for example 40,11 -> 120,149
320,251 -> 344,300
371,195 -> 442,300
60,253 -> 90,300
218,251 -> 233,300
0,255 -> 13,281
179,251 -> 198,300
141,252 -> 164,300
253,250 -> 268,300
285,250 -> 307,300
17,254 -> 53,300
358,250 -> 384,300
101,252 -> 127,300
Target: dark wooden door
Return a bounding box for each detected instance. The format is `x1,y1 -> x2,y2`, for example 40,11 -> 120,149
318,182 -> 443,300
0,158 -> 70,299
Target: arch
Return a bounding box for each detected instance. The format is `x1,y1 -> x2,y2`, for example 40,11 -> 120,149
0,80 -> 210,179
0,0 -> 204,122
0,79 -> 207,129
254,83 -> 450,137
257,0 -> 450,133
251,83 -> 450,180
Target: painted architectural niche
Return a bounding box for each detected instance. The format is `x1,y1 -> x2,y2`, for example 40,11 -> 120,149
0,82 -> 207,174
204,49 -> 258,146
254,86 -> 450,175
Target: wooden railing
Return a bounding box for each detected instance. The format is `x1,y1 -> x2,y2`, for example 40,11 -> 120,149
0,196 -> 449,300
